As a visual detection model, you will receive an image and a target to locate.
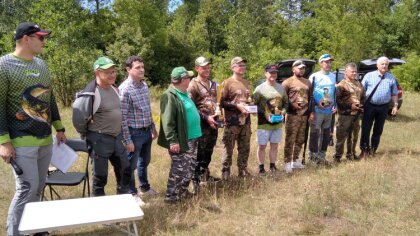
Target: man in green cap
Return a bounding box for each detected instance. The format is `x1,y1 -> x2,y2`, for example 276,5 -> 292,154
72,56 -> 131,197
158,66 -> 202,203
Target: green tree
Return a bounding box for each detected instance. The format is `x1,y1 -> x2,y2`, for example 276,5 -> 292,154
29,0 -> 101,106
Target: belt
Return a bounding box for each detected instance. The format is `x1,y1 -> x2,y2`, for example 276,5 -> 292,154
369,102 -> 389,106
131,126 -> 152,131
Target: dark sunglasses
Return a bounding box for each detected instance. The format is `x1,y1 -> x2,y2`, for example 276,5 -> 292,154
28,35 -> 45,42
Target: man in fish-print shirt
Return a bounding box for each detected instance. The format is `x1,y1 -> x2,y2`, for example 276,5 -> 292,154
308,54 -> 336,165
0,22 -> 66,236
334,62 -> 365,162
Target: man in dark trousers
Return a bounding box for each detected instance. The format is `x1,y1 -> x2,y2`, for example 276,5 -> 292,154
187,56 -> 221,192
359,56 -> 399,158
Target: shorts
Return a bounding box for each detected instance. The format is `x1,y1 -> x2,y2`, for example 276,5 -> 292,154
256,129 -> 282,145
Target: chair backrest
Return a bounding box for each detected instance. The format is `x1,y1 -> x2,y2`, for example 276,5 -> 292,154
66,139 -> 88,153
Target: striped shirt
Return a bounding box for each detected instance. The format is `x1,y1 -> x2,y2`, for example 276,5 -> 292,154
119,77 -> 154,145
362,70 -> 398,105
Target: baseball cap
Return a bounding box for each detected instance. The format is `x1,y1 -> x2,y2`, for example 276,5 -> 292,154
171,67 -> 194,81
231,57 -> 247,66
93,56 -> 115,70
319,54 -> 334,62
292,60 -> 306,68
13,22 -> 51,41
265,63 -> 278,72
195,56 -> 210,66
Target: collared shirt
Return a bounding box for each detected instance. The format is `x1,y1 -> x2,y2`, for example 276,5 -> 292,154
119,77 -> 154,145
362,70 -> 398,105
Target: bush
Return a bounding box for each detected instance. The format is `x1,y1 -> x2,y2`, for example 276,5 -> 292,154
392,52 -> 420,91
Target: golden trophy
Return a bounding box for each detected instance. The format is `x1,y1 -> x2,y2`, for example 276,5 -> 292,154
267,97 -> 283,123
214,83 -> 225,128
244,85 -> 257,113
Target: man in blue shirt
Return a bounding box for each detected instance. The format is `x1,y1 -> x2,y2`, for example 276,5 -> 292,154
308,54 -> 336,165
359,56 -> 399,158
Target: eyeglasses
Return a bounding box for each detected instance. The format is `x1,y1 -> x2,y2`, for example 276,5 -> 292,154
98,70 -> 117,76
29,35 -> 45,42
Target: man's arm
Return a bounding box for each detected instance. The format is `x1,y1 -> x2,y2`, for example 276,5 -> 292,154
119,88 -> 135,152
0,63 -> 16,162
160,93 -> 179,146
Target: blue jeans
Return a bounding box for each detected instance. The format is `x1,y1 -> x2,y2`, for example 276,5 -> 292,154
128,127 -> 153,193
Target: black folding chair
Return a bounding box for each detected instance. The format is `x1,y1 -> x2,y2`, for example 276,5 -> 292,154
41,139 -> 90,200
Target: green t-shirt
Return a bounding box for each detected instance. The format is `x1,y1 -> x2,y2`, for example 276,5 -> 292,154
175,89 -> 202,140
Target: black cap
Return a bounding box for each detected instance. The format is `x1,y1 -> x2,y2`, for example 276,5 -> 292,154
265,63 -> 278,73
13,22 -> 51,41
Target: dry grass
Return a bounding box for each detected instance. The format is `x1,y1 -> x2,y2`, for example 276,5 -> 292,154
1,92 -> 419,235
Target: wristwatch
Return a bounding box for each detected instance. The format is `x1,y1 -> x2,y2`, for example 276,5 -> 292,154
394,103 -> 398,108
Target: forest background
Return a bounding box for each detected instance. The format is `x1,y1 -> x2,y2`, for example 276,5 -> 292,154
1,0 -> 419,105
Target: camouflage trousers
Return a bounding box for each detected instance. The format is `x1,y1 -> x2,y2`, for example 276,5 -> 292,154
334,114 -> 360,158
284,114 -> 308,163
222,124 -> 251,173
194,124 -> 218,181
166,139 -> 198,199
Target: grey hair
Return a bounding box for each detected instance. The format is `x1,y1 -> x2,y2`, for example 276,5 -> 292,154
345,62 -> 357,70
377,56 -> 389,64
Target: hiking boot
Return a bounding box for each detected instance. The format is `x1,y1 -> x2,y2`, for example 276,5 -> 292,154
164,195 -> 179,204
333,157 -> 341,163
291,160 -> 305,169
238,168 -> 251,178
269,165 -> 278,173
284,162 -> 293,173
139,188 -> 158,197
222,170 -> 230,180
258,168 -> 267,176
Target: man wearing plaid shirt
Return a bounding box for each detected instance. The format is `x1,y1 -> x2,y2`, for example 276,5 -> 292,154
119,56 -> 158,197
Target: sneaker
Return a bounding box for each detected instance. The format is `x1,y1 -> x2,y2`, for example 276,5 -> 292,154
284,162 -> 293,173
132,194 -> 145,206
258,168 -> 267,176
291,160 -> 305,169
222,170 -> 230,180
139,188 -> 158,197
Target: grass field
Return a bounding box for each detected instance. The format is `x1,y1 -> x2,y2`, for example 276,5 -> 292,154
1,92 -> 419,235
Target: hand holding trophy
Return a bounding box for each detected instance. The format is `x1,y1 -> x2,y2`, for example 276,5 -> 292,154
267,97 -> 283,123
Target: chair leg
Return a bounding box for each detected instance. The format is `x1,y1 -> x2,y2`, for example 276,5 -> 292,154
49,185 -> 54,200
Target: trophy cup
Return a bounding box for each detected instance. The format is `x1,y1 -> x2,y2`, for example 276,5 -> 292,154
267,97 -> 283,123
244,86 -> 257,113
214,84 -> 225,128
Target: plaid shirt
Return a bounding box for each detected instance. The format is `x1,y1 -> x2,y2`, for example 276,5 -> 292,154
362,71 -> 398,105
119,77 -> 154,145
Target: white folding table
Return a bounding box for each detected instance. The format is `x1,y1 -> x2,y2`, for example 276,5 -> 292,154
19,194 -> 144,235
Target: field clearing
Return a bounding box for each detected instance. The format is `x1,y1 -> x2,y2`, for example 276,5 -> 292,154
1,92 -> 419,235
